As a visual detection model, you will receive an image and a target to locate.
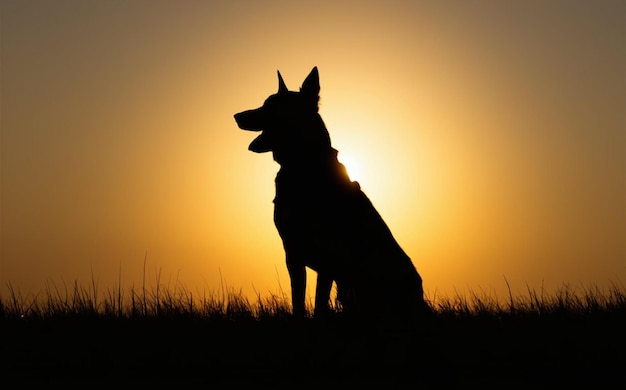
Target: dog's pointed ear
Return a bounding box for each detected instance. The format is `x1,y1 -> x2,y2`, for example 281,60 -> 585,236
277,70 -> 288,94
300,66 -> 320,98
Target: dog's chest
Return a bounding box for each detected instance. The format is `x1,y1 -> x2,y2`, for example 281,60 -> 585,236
273,180 -> 323,232
272,172 -> 344,238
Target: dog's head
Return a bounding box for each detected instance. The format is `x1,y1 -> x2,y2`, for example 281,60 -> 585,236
234,67 -> 331,163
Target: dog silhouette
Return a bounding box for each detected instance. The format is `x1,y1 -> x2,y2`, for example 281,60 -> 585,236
234,67 -> 429,321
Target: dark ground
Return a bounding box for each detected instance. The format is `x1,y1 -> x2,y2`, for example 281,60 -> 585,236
3,311 -> 624,388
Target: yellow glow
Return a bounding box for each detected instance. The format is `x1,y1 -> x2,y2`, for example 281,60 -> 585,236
337,152 -> 362,184
1,1 -> 624,305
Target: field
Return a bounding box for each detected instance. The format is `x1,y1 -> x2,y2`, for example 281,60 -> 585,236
2,278 -> 624,387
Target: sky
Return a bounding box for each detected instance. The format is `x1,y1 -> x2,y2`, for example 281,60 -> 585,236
1,0 -> 624,305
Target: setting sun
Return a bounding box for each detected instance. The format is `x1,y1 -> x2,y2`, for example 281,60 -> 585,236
337,152 -> 363,183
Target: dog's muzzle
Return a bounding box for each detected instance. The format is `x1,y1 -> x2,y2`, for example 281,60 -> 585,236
234,108 -> 264,131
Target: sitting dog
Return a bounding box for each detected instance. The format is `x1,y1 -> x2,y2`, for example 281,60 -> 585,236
234,67 -> 429,321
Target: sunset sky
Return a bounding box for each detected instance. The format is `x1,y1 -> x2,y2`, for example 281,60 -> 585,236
2,0 -> 624,304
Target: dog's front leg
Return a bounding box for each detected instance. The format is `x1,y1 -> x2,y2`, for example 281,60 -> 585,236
286,257 -> 306,318
314,273 -> 333,317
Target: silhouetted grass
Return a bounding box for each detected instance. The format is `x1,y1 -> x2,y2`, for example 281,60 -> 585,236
434,280 -> 626,319
1,279 -> 295,321
3,277 -> 625,321
2,276 -> 624,386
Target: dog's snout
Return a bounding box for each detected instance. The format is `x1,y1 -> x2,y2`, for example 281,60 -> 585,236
234,112 -> 244,125
234,108 -> 264,131
234,111 -> 249,130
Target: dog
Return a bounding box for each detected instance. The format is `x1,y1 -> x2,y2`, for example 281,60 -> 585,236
234,67 -> 429,321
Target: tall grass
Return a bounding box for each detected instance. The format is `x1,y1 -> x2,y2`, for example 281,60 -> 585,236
3,275 -> 625,384
0,277 -> 296,321
434,279 -> 626,319
2,274 -> 624,321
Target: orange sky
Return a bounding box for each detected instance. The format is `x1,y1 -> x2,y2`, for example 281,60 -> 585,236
1,0 -> 625,304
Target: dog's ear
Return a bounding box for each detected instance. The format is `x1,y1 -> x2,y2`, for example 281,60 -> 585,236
277,70 -> 288,94
300,66 -> 320,99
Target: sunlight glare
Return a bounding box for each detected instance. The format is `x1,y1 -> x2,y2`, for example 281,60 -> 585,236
338,152 -> 363,183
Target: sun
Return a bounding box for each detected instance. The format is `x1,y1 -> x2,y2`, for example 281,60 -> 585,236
337,152 -> 363,183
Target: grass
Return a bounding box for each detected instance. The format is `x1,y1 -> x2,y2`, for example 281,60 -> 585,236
2,276 -> 296,321
2,276 -> 625,386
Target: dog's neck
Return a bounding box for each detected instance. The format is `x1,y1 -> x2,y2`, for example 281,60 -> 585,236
274,147 -> 339,175
273,146 -> 357,207
271,114 -> 332,166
